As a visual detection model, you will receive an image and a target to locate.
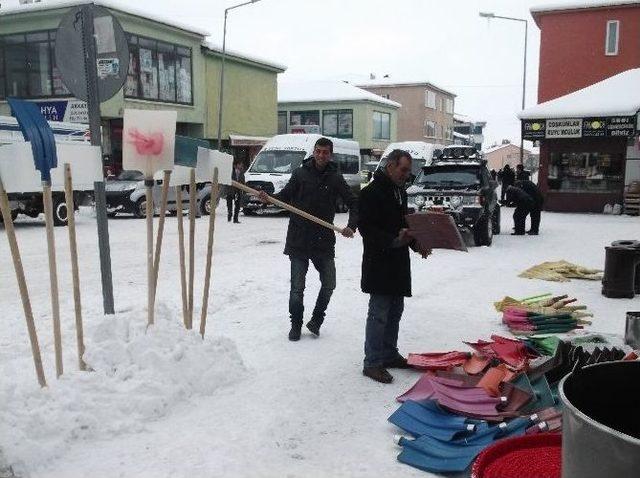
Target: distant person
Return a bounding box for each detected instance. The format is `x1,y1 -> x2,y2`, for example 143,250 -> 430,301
359,149 -> 431,384
516,164 -> 531,181
505,184 -> 534,235
226,160 -> 246,223
500,164 -> 515,204
516,179 -> 543,235
257,137 -> 358,341
490,169 -> 497,181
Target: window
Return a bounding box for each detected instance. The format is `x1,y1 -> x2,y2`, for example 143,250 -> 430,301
373,111 -> 390,139
425,90 -> 436,109
277,111 -> 287,134
605,20 -> 619,55
548,152 -> 624,192
290,110 -> 319,126
322,109 -> 353,138
125,34 -> 193,104
446,126 -> 453,140
445,98 -> 454,114
0,31 -> 60,99
334,154 -> 360,174
424,120 -> 435,138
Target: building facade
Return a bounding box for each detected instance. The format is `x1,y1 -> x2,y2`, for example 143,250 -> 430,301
357,80 -> 456,146
0,1 -> 284,172
277,80 -> 400,162
453,113 -> 486,151
483,143 -> 533,172
520,1 -> 640,212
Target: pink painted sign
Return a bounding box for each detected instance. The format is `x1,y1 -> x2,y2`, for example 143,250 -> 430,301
123,109 -> 177,177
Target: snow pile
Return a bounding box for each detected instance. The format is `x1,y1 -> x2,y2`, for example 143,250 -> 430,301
0,303 -> 247,474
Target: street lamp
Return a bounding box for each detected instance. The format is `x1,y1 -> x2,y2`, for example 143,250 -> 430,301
216,0 -> 262,150
480,11 -> 528,165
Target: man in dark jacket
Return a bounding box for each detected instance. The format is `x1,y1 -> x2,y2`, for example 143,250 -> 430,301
359,150 -> 431,384
506,184 -> 535,235
258,137 -> 358,341
516,179 -> 543,234
515,164 -> 531,181
226,160 -> 246,223
500,164 -> 516,203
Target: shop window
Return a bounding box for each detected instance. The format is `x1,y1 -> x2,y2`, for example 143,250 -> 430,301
277,111 -> 287,134
425,90 -> 436,109
424,120 -> 435,138
322,109 -> 353,138
125,34 -> 192,105
548,152 -> 624,193
605,20 -> 619,55
290,110 -> 319,127
373,111 -> 390,140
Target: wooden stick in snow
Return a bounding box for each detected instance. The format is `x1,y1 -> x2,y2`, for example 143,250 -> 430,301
200,167 -> 220,338
64,164 -> 86,371
145,181 -> 154,326
175,186 -> 189,329
188,169 -> 196,326
151,170 -> 171,306
0,176 -> 47,387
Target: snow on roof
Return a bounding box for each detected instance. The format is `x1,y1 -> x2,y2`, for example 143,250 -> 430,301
531,0 -> 640,15
453,131 -> 470,139
453,113 -> 487,125
355,77 -> 456,97
483,143 -> 530,155
0,0 -> 210,36
518,68 -> 640,119
278,80 -> 401,108
202,41 -> 286,72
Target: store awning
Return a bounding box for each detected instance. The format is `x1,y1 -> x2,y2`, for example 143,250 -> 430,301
229,134 -> 271,147
519,68 -> 640,120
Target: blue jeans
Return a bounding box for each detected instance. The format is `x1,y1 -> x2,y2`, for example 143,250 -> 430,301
364,294 -> 405,367
289,256 -> 336,326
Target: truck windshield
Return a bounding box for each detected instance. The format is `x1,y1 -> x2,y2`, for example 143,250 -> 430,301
250,150 -> 306,174
416,166 -> 480,188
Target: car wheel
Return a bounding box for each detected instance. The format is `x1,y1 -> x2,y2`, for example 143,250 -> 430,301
492,207 -> 501,234
473,215 -> 493,246
200,194 -> 211,216
52,196 -> 69,227
134,197 -> 147,218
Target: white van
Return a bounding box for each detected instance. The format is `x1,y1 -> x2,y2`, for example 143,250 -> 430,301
0,115 -> 89,145
243,134 -> 361,214
376,141 -> 445,184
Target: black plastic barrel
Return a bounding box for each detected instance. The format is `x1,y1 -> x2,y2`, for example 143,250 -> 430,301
560,361 -> 640,478
611,240 -> 640,294
602,245 -> 640,298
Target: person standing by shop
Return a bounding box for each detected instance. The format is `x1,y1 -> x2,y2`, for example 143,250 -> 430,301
359,150 -> 431,384
506,184 -> 535,235
258,137 -> 358,341
516,179 -> 543,235
515,164 -> 531,181
500,164 -> 516,204
226,160 -> 246,223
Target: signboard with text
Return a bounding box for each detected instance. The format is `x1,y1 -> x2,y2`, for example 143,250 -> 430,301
35,100 -> 88,123
522,116 -> 638,140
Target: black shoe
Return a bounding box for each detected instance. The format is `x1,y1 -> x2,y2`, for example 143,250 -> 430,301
383,355 -> 411,369
306,320 -> 321,337
363,366 -> 393,384
233,219 -> 240,223
288,324 -> 302,341
511,232 -> 525,236
227,217 -> 232,222
526,230 -> 539,235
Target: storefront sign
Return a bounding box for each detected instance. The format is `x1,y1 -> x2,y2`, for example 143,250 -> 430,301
522,115 -> 638,139
35,100 -> 89,123
546,118 -> 582,138
522,119 -> 546,140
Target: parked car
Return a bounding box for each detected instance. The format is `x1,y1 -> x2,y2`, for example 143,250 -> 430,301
407,145 -> 500,246
242,134 -> 361,215
105,170 -> 213,217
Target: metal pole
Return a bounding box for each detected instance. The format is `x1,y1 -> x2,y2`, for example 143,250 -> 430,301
520,20 -> 528,166
81,6 -> 115,314
216,9 -> 228,151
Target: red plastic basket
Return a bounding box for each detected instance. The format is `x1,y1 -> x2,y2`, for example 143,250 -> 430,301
471,433 -> 562,478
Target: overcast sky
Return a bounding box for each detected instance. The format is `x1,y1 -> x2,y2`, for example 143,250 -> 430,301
5,1 -> 598,148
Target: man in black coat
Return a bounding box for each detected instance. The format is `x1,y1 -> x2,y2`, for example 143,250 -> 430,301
500,164 -> 515,203
226,160 -> 246,223
516,179 -> 543,234
258,137 -> 358,341
359,150 -> 431,384
515,164 -> 531,181
506,184 -> 535,235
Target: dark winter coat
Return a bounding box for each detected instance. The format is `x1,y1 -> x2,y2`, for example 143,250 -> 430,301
358,170 -> 411,297
506,185 -> 534,209
274,158 -> 358,259
516,180 -> 543,208
515,169 -> 531,181
225,168 -> 246,199
501,166 -> 516,187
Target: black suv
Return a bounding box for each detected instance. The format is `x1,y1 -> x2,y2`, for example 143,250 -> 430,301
406,146 -> 500,246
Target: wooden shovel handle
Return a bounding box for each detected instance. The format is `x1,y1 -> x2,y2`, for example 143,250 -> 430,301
231,180 -> 344,234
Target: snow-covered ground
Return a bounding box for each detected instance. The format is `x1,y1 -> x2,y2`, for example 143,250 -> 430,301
1,206 -> 638,478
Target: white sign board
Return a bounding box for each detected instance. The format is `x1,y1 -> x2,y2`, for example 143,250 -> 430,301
153,164 -> 192,187
546,118 -> 582,138
0,142 -> 102,193
196,147 -> 233,185
123,109 -> 177,177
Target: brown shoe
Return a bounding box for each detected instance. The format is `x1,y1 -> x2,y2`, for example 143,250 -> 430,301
363,366 -> 393,384
383,355 -> 411,369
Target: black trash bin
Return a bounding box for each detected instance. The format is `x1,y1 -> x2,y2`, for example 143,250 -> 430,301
611,240 -> 640,294
602,245 -> 640,298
